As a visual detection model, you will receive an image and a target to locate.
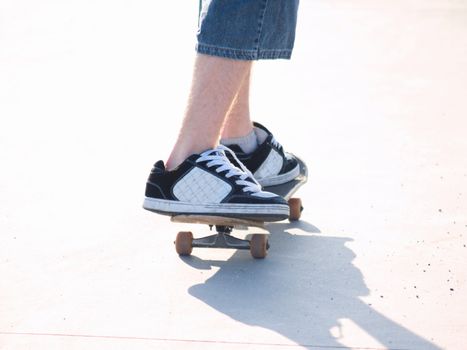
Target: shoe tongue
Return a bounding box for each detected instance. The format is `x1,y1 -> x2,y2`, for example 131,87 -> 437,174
225,144 -> 244,155
198,147 -> 223,157
152,160 -> 165,172
221,147 -> 243,169
195,148 -> 228,167
212,148 -> 226,158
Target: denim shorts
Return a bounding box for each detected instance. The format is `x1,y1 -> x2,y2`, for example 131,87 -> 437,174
196,0 -> 300,60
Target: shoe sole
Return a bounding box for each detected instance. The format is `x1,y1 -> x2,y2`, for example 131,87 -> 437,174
143,197 -> 289,222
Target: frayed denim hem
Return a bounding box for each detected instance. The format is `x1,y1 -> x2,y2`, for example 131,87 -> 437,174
195,43 -> 292,61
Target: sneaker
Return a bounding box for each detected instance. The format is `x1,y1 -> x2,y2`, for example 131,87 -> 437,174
223,122 -> 300,187
143,145 -> 289,221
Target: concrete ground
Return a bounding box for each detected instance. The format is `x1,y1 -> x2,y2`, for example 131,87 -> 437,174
1,1 -> 466,349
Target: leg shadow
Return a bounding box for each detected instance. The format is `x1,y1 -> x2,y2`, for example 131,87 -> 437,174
182,221 -> 442,349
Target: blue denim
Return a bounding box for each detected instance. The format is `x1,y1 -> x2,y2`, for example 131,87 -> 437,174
196,0 -> 300,60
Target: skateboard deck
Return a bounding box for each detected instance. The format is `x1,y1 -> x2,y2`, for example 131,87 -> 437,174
170,155 -> 308,259
171,215 -> 264,228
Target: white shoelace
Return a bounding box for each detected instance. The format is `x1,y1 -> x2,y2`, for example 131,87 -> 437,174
196,145 -> 275,198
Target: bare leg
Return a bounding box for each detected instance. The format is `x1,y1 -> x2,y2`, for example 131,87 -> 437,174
221,68 -> 254,139
166,54 -> 252,170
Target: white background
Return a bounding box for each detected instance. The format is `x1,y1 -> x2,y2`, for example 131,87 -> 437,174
1,1 -> 466,349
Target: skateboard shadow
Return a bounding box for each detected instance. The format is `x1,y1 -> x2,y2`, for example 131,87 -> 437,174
181,221 -> 442,349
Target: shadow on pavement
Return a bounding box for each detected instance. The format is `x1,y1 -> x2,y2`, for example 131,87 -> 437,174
182,221 -> 441,349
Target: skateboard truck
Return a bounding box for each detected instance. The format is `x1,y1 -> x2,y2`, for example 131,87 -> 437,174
190,225 -> 270,252
172,216 -> 270,259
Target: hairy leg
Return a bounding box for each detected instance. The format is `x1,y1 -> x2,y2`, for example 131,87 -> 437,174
166,54 -> 252,170
221,67 -> 254,139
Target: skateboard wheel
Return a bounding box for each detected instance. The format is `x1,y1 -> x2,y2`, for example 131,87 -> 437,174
288,198 -> 302,221
250,234 -> 268,259
175,231 -> 193,256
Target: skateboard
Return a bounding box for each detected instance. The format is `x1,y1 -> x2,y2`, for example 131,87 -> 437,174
171,156 -> 308,259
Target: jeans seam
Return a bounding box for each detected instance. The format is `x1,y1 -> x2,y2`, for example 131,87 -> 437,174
196,43 -> 292,60
255,0 -> 269,58
196,42 -> 257,53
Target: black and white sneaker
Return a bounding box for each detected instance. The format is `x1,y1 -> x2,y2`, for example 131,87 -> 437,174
143,145 -> 289,221
223,122 -> 300,187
